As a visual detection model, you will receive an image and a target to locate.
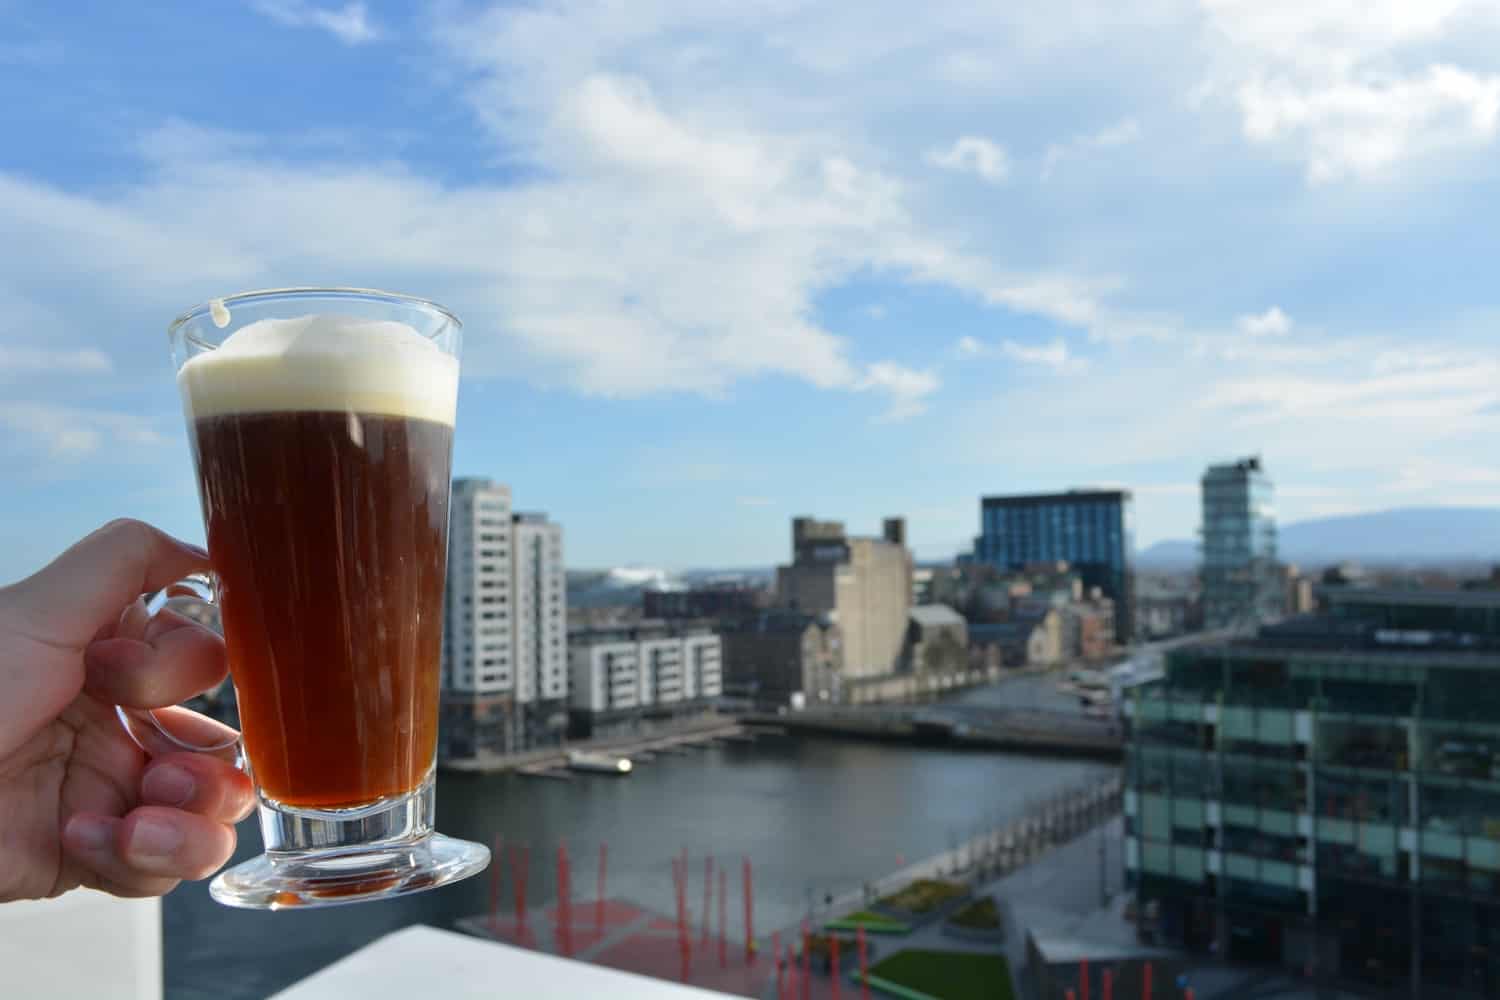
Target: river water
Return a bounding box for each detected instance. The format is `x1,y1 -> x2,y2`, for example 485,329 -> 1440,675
164,681 -> 1113,998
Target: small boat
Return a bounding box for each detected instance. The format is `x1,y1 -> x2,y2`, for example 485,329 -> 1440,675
565,749 -> 634,776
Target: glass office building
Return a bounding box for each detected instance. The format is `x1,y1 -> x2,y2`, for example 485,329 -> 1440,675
1201,456 -> 1281,629
1125,588 -> 1500,998
975,489 -> 1133,642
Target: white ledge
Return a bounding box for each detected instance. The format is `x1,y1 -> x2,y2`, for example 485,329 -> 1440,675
273,924 -> 738,999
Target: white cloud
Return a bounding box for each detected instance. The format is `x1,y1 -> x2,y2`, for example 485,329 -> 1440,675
1369,347 -> 1475,374
864,304 -> 887,320
249,1 -> 378,45
1238,67 -> 1500,183
1199,0 -> 1500,182
1385,459 -> 1500,494
407,0 -> 1500,547
7,0 -> 1499,490
0,28 -> 1148,428
952,334 -> 1091,373
1237,306 -> 1292,336
1000,337 -> 1087,374
1041,118 -> 1141,179
857,363 -> 941,421
0,403 -> 167,460
944,323 -> 1500,549
0,346 -> 111,377
1201,358 -> 1500,426
924,136 -> 1010,183
1212,338 -> 1361,366
881,239 -> 1119,332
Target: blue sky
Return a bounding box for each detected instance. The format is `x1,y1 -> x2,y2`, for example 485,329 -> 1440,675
5,1 -> 1500,578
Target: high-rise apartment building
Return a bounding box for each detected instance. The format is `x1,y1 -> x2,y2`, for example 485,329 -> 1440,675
512,512 -> 567,704
775,516 -> 911,680
1201,456 -> 1280,629
974,490 -> 1134,643
440,478 -> 567,759
1125,587 -> 1500,997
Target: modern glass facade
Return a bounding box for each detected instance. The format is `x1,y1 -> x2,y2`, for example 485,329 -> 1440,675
1201,456 -> 1280,629
1125,589 -> 1500,998
975,489 -> 1133,642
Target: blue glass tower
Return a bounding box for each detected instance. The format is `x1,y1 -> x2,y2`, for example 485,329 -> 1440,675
1200,456 -> 1280,629
975,489 -> 1134,643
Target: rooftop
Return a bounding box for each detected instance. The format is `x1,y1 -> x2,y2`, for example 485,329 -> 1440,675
909,603 -> 965,628
1175,614 -> 1500,666
569,620 -> 718,642
970,621 -> 1038,642
1321,585 -> 1500,610
720,609 -> 831,634
982,488 -> 1130,505
1203,455 -> 1263,476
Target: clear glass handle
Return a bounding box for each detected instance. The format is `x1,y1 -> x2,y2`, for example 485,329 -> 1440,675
114,572 -> 242,763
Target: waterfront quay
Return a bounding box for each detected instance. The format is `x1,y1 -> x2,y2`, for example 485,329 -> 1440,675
744,703 -> 1124,762
452,776 -> 1123,998
439,712 -> 747,775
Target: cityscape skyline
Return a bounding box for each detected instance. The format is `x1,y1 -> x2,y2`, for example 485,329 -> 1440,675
6,3 -> 1500,581
14,5 -> 1500,999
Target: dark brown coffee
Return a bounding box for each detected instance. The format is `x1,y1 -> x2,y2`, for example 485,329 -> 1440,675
191,410 -> 451,809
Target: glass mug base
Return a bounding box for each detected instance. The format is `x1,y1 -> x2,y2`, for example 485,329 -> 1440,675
209,775 -> 489,910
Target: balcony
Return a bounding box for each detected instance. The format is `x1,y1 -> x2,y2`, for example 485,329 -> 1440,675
1319,720 -> 1409,772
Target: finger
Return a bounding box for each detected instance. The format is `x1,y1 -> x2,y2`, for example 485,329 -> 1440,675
122,705 -> 240,760
6,519 -> 208,650
65,807 -> 236,883
140,753 -> 255,824
62,815 -> 181,898
83,608 -> 228,708
118,806 -> 237,880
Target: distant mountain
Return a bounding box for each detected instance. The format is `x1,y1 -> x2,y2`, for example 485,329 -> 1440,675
566,567 -> 683,609
1138,506 -> 1500,569
602,566 -> 682,590
1137,538 -> 1198,568
566,565 -> 777,610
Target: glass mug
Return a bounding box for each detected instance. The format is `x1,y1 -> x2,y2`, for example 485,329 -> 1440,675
119,288 -> 489,908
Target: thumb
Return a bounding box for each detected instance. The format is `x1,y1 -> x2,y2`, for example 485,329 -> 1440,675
4,519 -> 209,651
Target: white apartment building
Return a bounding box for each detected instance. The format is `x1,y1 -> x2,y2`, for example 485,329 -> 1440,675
441,478 -> 567,758
443,479 -> 514,696
569,625 -> 722,724
512,513 -> 567,702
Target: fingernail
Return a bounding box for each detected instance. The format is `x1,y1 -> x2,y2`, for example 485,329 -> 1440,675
67,815 -> 114,852
128,816 -> 184,861
143,764 -> 196,807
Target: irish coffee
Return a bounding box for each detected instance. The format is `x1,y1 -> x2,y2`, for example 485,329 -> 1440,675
178,316 -> 458,810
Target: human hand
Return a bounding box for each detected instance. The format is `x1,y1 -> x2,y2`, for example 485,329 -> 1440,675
0,519 -> 253,902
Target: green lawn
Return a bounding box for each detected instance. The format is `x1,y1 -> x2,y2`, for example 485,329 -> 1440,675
866,948 -> 1015,1000
825,910 -> 912,935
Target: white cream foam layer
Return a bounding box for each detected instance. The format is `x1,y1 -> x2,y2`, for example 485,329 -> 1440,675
178,315 -> 458,426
